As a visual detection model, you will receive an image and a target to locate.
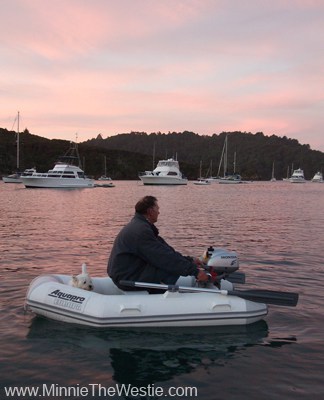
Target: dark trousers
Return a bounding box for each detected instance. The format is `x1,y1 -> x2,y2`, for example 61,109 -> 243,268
115,265 -> 179,294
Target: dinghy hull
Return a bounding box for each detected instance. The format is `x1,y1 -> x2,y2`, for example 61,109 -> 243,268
25,275 -> 268,327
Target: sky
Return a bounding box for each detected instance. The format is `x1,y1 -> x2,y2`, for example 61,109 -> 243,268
1,0 -> 323,151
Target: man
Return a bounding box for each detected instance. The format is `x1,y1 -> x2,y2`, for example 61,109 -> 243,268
107,195 -> 209,292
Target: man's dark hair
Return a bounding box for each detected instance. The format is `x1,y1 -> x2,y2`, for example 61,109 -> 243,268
135,196 -> 158,214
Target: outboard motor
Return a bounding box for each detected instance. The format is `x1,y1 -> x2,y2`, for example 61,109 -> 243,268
202,246 -> 239,274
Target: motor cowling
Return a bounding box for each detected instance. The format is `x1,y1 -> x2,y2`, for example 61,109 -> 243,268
202,246 -> 239,274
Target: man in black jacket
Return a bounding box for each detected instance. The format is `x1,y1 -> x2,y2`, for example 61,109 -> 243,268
107,195 -> 209,292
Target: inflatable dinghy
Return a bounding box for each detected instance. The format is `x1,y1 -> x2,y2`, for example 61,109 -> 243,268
25,247 -> 298,328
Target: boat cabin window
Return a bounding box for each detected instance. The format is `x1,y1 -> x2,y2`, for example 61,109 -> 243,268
157,161 -> 179,168
62,174 -> 76,178
167,171 -> 178,176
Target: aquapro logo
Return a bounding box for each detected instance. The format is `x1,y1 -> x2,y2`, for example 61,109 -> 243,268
49,289 -> 85,303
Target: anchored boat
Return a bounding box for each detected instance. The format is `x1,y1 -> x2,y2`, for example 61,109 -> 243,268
289,168 -> 306,183
25,247 -> 298,328
21,142 -> 94,189
139,158 -> 188,185
311,171 -> 323,183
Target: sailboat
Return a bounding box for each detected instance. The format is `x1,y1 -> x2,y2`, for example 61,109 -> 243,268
219,136 -> 243,184
206,143 -> 226,182
270,161 -> 276,182
283,165 -> 290,181
2,112 -> 36,183
194,161 -> 211,185
95,156 -> 115,187
98,156 -> 112,181
2,112 -> 21,183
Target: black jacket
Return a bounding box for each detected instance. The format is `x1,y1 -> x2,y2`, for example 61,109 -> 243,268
107,213 -> 199,287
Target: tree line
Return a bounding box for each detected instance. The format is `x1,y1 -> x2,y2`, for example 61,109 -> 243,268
1,127 -> 324,180
85,130 -> 324,180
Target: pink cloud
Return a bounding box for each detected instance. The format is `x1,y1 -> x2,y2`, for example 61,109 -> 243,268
0,0 -> 323,152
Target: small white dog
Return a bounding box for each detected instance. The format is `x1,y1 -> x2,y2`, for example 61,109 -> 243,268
70,263 -> 94,291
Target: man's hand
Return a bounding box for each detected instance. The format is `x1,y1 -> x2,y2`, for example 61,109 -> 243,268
196,268 -> 209,283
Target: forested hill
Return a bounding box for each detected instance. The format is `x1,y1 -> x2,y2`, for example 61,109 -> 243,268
85,131 -> 324,180
1,127 -> 324,180
0,128 -> 152,179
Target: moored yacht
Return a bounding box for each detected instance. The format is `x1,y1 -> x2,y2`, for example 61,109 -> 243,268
98,175 -> 112,181
311,171 -> 323,183
193,160 -> 211,185
2,168 -> 36,183
139,158 -> 188,185
270,161 -> 276,182
21,143 -> 94,188
289,168 -> 306,183
98,156 -> 112,181
194,178 -> 211,185
217,135 -> 245,184
2,173 -> 22,183
2,112 -> 36,183
219,174 -> 242,184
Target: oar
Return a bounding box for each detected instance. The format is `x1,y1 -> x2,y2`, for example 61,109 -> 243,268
119,280 -> 299,307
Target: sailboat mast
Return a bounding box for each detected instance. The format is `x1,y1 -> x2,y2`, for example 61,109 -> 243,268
224,135 -> 228,177
217,139 -> 225,177
17,111 -> 20,170
152,142 -> 156,170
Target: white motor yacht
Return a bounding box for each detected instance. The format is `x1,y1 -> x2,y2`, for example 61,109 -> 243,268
289,168 -> 306,183
139,158 -> 188,185
21,143 -> 94,188
311,171 -> 323,183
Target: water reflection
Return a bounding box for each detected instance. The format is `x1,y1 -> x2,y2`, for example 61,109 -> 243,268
26,317 -> 272,387
1,181 -> 317,396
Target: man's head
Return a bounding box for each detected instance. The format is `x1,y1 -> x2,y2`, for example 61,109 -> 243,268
135,195 -> 160,224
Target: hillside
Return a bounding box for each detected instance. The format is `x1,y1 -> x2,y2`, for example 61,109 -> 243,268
85,130 -> 324,180
1,128 -> 324,180
0,128 -> 152,180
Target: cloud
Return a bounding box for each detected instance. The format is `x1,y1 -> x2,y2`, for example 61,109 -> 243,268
0,0 -> 323,151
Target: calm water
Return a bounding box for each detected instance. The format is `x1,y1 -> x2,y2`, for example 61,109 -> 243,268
1,180 -> 323,400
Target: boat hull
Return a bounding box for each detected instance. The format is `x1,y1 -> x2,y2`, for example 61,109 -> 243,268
289,179 -> 306,183
21,177 -> 94,188
219,180 -> 242,184
2,176 -> 22,183
25,275 -> 267,327
139,176 -> 188,185
193,181 -> 211,185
